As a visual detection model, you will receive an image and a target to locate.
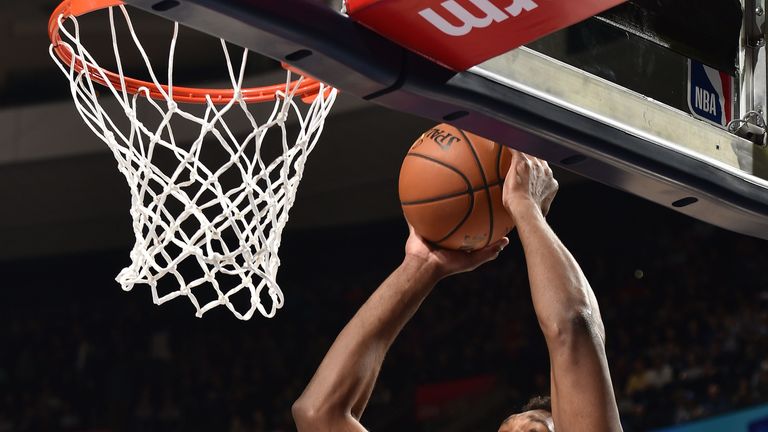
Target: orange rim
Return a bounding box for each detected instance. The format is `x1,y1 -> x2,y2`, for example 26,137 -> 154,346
48,0 -> 326,104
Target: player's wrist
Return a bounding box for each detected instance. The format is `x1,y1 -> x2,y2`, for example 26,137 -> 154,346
402,253 -> 444,282
506,200 -> 544,225
504,196 -> 536,215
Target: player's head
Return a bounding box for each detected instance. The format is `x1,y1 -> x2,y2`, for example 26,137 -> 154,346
498,396 -> 554,432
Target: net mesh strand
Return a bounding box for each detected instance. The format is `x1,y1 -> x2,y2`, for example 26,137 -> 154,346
49,5 -> 337,320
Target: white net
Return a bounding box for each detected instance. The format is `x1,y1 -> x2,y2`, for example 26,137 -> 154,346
49,5 -> 337,320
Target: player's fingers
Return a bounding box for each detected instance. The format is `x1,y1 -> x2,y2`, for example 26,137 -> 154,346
491,237 -> 510,251
507,149 -> 523,175
543,160 -> 553,177
472,237 -> 509,264
542,179 -> 558,216
529,160 -> 544,194
516,156 -> 532,182
504,151 -> 518,186
546,178 -> 559,198
532,158 -> 544,178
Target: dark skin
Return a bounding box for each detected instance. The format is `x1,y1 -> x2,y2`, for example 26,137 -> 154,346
293,150 -> 622,432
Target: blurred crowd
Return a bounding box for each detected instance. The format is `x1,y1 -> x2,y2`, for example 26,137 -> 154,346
1,189 -> 767,432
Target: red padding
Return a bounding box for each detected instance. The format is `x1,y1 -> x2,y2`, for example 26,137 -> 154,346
346,0 -> 627,71
415,375 -> 497,420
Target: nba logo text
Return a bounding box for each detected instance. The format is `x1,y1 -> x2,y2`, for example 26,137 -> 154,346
687,59 -> 732,128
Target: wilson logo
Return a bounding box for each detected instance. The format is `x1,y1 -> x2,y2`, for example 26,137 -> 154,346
418,0 -> 539,37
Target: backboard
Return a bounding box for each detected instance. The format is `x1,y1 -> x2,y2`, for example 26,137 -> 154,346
121,0 -> 768,240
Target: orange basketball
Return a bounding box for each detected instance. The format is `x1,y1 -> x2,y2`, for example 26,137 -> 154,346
399,124 -> 514,251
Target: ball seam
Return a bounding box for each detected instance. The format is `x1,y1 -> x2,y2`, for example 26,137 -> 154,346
458,129 -> 494,249
402,152 -> 475,244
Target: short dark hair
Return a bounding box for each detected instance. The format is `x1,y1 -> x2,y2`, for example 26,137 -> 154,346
522,395 -> 552,412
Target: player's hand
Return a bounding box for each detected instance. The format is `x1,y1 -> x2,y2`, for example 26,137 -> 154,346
405,225 -> 508,280
502,149 -> 558,220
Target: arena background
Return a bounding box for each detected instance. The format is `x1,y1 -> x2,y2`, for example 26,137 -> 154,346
1,1 -> 767,431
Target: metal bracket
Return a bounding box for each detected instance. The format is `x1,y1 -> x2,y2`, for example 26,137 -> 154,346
738,0 -> 768,146
729,110 -> 768,146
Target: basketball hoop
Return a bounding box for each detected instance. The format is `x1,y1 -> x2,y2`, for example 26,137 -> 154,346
48,0 -> 326,104
48,0 -> 338,320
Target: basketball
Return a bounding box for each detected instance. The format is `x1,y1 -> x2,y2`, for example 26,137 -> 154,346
399,124 -> 515,251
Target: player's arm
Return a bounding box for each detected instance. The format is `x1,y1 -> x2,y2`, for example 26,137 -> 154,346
292,227 -> 508,432
503,150 -> 622,432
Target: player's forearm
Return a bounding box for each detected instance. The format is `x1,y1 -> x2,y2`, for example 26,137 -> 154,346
514,205 -> 604,341
294,256 -> 439,420
337,256 -> 439,356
